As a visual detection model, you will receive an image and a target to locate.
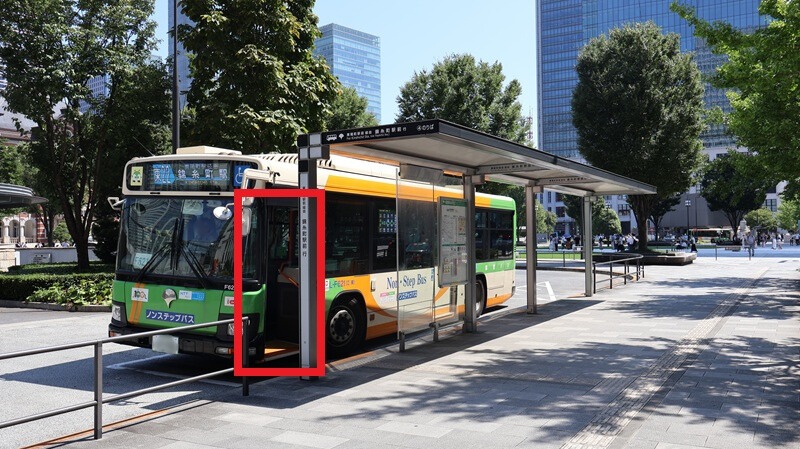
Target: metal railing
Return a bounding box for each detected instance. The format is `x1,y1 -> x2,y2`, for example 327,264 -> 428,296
592,254 -> 644,293
516,248 -> 584,267
0,317 -> 250,440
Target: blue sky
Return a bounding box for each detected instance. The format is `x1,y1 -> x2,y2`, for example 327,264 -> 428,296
152,0 -> 537,142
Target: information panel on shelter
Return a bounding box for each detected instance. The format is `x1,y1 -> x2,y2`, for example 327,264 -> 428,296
438,197 -> 468,287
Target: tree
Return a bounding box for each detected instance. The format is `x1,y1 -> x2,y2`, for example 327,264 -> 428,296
572,22 -> 705,250
506,187 -> 557,236
700,150 -> 773,231
594,206 -> 623,237
648,195 -> 681,240
673,1 -> 800,200
180,0 -> 339,154
91,60 -> 172,263
538,202 -> 558,236
0,0 -> 159,269
325,86 -> 378,131
396,54 -> 528,144
776,199 -> 800,232
562,195 -> 621,237
745,208 -> 777,233
0,143 -> 25,185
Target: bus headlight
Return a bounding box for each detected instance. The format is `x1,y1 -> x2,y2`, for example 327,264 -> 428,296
227,323 -> 235,336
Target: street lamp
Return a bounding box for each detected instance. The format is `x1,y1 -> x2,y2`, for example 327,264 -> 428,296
685,199 -> 691,235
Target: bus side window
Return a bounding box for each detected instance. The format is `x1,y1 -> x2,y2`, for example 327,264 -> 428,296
326,194 -> 367,277
372,199 -> 397,272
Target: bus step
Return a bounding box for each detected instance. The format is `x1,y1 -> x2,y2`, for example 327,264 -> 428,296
262,340 -> 299,362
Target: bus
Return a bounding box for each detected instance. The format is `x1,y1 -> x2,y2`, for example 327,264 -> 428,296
691,227 -> 734,243
108,146 -> 516,360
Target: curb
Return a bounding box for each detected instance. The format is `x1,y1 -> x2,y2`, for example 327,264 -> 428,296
0,299 -> 110,312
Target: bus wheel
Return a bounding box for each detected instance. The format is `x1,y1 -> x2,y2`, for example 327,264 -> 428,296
475,278 -> 486,317
326,296 -> 365,358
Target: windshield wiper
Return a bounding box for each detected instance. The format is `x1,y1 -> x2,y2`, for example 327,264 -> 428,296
135,241 -> 172,284
135,218 -> 179,284
177,241 -> 211,289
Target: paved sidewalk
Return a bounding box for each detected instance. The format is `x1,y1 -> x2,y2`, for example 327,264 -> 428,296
63,257 -> 799,449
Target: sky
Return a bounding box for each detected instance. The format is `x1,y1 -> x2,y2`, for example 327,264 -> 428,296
152,0 -> 537,143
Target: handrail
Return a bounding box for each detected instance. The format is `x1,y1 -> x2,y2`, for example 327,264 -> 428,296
0,317 -> 250,441
592,253 -> 645,293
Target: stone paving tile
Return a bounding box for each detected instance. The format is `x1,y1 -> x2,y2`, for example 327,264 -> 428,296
375,420 -> 453,438
79,259 -> 799,449
632,429 -> 708,446
271,430 -> 349,449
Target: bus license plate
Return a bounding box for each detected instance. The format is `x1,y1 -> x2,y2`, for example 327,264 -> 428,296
152,335 -> 179,354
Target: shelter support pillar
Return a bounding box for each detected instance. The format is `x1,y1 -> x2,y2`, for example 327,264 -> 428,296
464,175 -> 477,333
526,185 -> 540,314
298,134 -> 328,378
583,196 -> 593,297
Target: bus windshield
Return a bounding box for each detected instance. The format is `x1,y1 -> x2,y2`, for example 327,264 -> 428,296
118,198 -> 250,283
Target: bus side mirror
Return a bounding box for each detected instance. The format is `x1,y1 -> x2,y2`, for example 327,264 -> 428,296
108,197 -> 124,211
213,205 -> 233,220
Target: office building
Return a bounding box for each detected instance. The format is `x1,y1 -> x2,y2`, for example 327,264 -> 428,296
314,23 -> 381,122
79,74 -> 110,113
536,0 -> 769,235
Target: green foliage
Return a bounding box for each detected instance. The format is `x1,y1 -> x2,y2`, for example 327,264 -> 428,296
396,54 -> 528,144
700,150 -> 774,231
325,86 -> 379,131
180,0 -> 338,153
776,199 -> 800,231
0,0 -> 162,269
673,0 -> 800,200
0,144 -> 25,185
562,195 -> 621,236
572,22 -> 705,249
497,187 -> 556,235
648,195 -> 681,240
0,272 -> 112,303
52,222 -> 71,242
27,278 -> 111,307
594,206 -> 623,236
744,208 -> 778,232
91,213 -> 119,263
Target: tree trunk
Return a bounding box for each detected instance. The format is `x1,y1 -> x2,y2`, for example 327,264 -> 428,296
629,194 -> 657,251
74,237 -> 90,271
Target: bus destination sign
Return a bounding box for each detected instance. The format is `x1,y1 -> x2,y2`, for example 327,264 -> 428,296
127,160 -> 256,192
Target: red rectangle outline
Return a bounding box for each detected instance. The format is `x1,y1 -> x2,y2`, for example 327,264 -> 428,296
233,188 -> 326,377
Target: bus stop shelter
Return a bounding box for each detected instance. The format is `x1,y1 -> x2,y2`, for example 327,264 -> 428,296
296,119 -> 655,362
0,183 -> 46,209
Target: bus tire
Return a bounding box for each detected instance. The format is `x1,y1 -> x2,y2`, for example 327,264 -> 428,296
326,296 -> 365,358
475,277 -> 486,318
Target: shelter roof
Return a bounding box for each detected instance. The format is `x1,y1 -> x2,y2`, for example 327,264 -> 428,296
300,119 -> 655,197
0,183 -> 46,209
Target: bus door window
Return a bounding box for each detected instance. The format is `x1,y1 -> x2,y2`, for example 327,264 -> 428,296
265,200 -> 299,341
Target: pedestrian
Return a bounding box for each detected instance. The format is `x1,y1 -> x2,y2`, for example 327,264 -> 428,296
745,231 -> 756,257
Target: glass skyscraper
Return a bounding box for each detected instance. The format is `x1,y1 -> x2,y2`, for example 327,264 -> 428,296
314,23 -> 381,122
536,0 -> 768,234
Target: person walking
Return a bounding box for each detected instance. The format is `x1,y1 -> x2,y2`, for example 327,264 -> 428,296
745,231 -> 756,257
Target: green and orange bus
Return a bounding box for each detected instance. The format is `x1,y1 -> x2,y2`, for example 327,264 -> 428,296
109,146 -> 516,360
